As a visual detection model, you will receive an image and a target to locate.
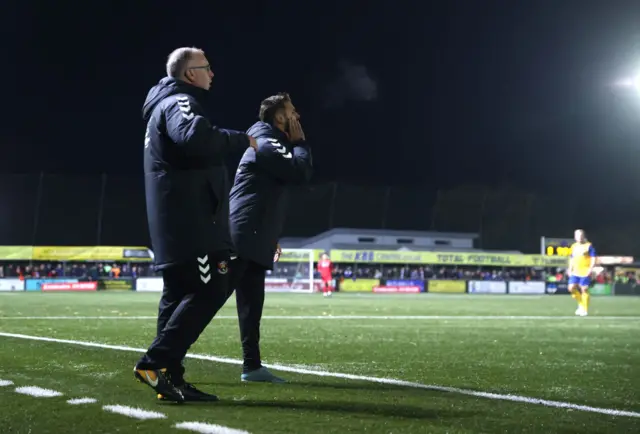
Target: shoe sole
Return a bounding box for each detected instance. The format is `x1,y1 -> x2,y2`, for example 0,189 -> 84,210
158,394 -> 219,402
134,370 -> 185,403
241,378 -> 286,384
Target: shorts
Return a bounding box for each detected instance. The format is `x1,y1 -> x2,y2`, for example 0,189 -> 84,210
568,275 -> 590,287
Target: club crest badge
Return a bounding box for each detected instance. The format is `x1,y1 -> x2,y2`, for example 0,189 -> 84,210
217,261 -> 228,275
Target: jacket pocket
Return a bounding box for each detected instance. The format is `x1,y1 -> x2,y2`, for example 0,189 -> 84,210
206,179 -> 221,218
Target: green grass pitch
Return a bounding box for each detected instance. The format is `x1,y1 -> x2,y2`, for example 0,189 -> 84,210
0,292 -> 638,433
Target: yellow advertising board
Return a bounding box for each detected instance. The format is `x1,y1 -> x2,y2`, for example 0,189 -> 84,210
0,246 -> 34,260
340,278 -> 379,292
428,280 -> 466,293
0,246 -> 152,262
278,249 -> 323,263
32,246 -> 152,261
329,250 -> 568,267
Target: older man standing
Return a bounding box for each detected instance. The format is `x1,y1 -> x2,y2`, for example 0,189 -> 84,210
134,47 -> 256,403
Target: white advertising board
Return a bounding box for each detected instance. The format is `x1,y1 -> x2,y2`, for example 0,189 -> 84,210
0,279 -> 24,291
508,281 -> 546,294
468,281 -> 507,294
136,278 -> 163,292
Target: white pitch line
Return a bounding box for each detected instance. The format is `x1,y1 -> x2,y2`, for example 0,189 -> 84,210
0,315 -> 638,320
102,405 -> 166,420
0,316 -> 159,320
15,386 -> 63,398
0,379 -> 14,386
175,422 -> 251,434
0,332 -> 638,418
67,397 -> 98,405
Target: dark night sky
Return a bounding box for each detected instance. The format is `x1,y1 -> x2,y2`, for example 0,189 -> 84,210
4,0 -> 640,199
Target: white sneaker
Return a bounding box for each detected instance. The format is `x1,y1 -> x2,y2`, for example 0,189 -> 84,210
575,306 -> 588,316
241,367 -> 286,383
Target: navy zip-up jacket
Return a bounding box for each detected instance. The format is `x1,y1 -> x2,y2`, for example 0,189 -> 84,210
142,77 -> 249,269
229,121 -> 313,269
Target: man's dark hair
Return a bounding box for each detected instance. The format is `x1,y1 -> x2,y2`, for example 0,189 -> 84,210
259,93 -> 291,124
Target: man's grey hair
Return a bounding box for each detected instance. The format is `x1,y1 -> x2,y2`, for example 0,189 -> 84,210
166,47 -> 204,78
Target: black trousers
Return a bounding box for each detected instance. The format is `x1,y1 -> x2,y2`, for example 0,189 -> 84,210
228,257 -> 267,373
137,251 -> 230,382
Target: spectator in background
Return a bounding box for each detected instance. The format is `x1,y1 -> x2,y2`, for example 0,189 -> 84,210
111,264 -> 121,278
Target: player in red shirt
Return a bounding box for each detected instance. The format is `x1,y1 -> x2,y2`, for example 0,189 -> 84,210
317,253 -> 334,297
